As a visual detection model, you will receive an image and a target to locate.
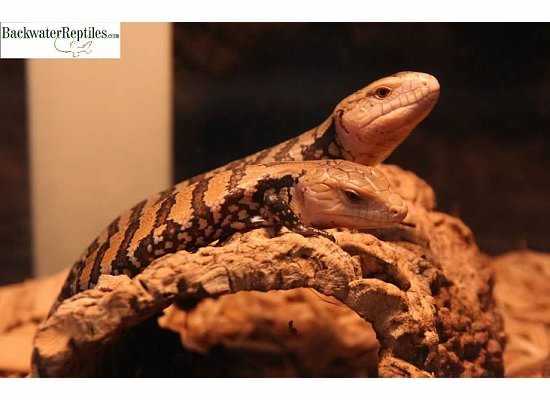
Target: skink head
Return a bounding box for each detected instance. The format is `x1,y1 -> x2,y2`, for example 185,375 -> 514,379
334,71 -> 440,165
291,160 -> 407,229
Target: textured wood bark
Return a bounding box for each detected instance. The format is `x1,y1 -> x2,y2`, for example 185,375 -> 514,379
25,164 -> 505,377
158,290 -> 381,377
491,250 -> 550,377
0,270 -> 66,376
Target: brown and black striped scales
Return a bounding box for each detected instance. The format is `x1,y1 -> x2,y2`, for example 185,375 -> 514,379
50,160 -> 407,315
49,71 -> 439,314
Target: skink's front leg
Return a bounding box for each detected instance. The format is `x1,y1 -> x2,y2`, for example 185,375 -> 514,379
263,192 -> 335,242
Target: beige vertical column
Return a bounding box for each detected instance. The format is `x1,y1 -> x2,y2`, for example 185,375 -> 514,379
27,23 -> 172,277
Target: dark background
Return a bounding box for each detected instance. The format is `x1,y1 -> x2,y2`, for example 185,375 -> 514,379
173,23 -> 550,255
1,23 -> 549,284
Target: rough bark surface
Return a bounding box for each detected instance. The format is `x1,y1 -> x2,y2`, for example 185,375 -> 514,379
0,270 -> 66,377
491,250 -> 550,377
21,165 -> 505,377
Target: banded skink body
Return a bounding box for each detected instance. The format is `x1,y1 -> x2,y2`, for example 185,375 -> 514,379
49,71 -> 439,314
50,160 -> 406,315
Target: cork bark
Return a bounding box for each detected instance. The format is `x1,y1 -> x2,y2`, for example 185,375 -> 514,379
0,270 -> 66,377
15,165 -> 506,377
491,250 -> 550,377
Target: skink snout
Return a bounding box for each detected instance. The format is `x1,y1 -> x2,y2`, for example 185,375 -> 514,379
387,193 -> 408,222
390,204 -> 408,221
417,72 -> 440,95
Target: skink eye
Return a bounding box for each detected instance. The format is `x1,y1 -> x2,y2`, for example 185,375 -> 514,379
374,86 -> 392,99
344,190 -> 362,203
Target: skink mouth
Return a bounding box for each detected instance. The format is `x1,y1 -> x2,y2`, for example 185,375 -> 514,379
334,110 -> 350,135
315,212 -> 406,229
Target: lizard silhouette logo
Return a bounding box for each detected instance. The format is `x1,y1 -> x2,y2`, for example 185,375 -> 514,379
53,38 -> 93,57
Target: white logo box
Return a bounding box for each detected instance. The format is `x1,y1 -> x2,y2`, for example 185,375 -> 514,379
0,22 -> 120,59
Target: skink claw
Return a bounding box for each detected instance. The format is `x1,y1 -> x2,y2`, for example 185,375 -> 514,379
293,226 -> 336,243
263,192 -> 335,243
319,230 -> 336,243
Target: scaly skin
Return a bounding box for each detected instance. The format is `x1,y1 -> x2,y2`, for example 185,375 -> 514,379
49,160 -> 406,316
49,71 -> 439,315
184,71 -> 440,185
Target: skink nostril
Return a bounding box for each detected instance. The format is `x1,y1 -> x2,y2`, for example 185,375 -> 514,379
390,205 -> 407,219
